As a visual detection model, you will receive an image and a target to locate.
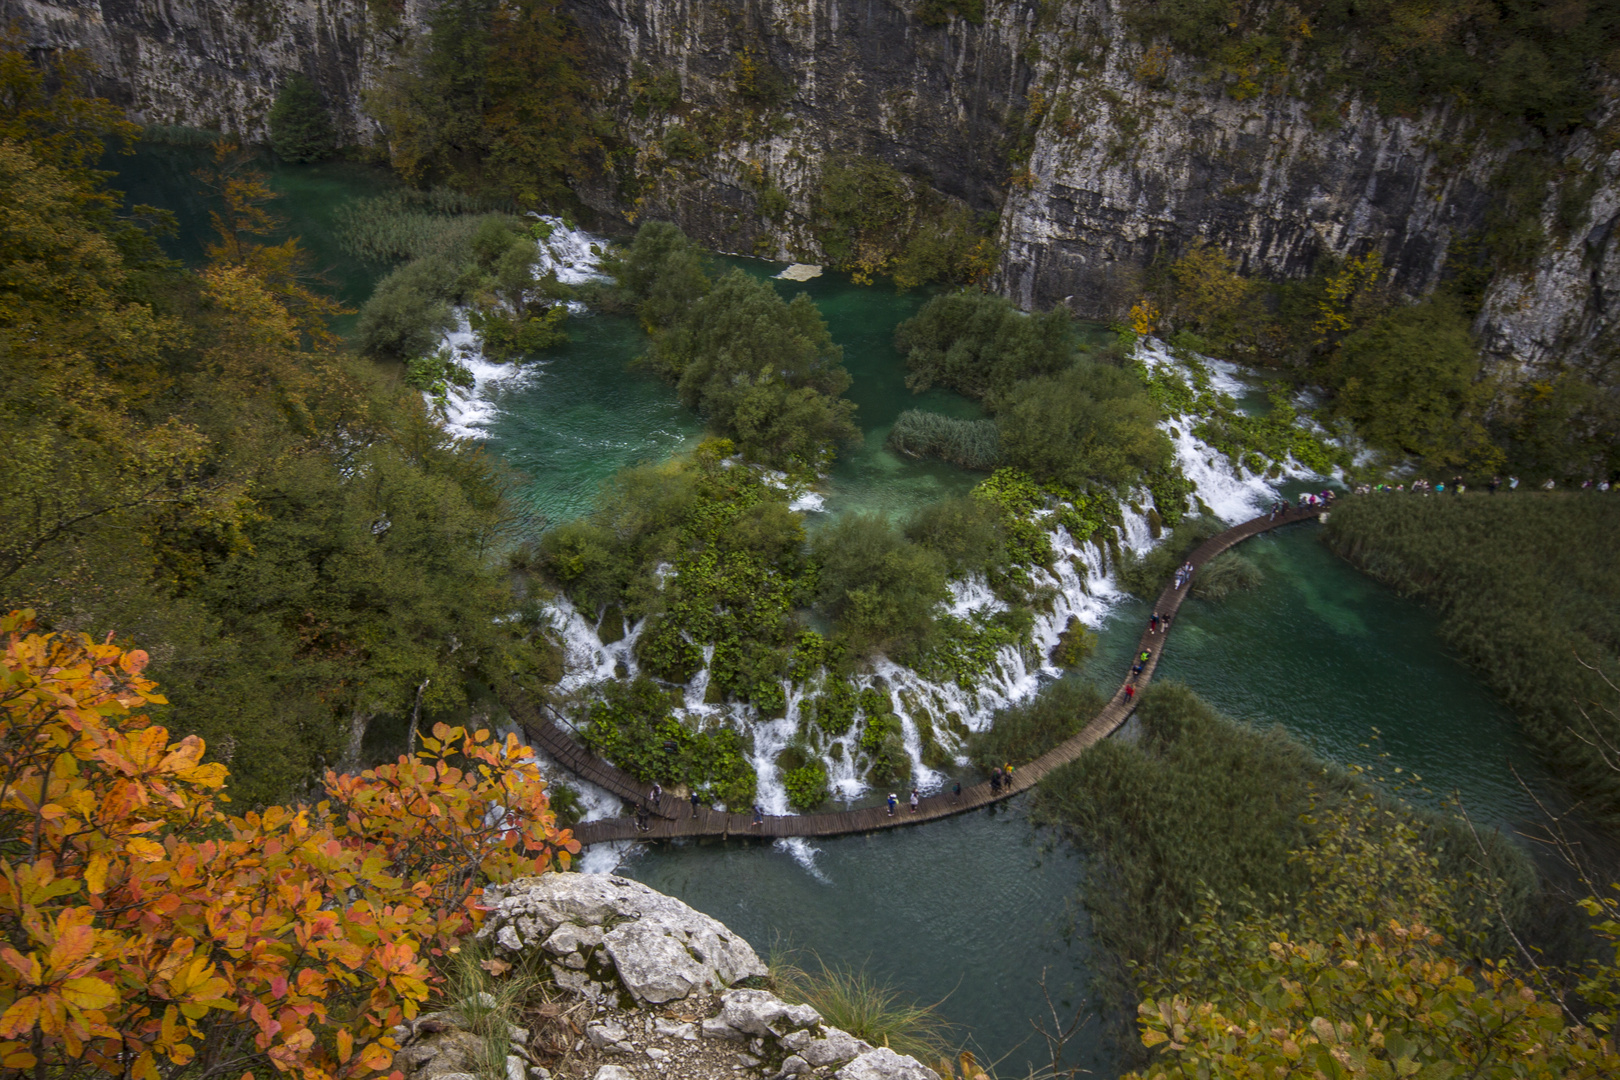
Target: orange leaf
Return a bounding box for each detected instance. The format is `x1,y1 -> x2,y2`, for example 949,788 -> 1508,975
0,995 -> 41,1038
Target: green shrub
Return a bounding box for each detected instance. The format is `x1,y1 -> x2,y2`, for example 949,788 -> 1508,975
1114,515 -> 1223,599
1049,615 -> 1098,667
858,704 -> 910,787
895,291 -> 1074,401
969,677 -> 1104,773
887,409 -> 1000,470
902,495 -> 1008,578
996,362 -> 1172,491
812,513 -> 948,656
1328,297 -> 1498,471
642,265 -> 858,468
783,761 -> 830,811
808,678 -> 858,737
268,74 -> 336,162
357,256 -> 460,359
582,675 -> 757,807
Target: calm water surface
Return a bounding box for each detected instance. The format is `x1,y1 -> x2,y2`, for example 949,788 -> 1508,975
116,144 -> 1548,1076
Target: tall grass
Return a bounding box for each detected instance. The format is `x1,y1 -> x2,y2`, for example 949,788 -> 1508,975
1325,494 -> 1620,823
1029,683 -> 1537,1013
335,188 -> 510,263
771,952 -> 955,1061
1189,550 -> 1261,599
888,410 -> 1001,471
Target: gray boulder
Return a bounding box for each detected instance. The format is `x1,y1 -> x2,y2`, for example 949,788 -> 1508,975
718,989 -> 823,1037
478,874 -> 768,1005
837,1048 -> 942,1080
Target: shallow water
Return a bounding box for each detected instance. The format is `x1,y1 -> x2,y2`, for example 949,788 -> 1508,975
112,144 -> 1551,1077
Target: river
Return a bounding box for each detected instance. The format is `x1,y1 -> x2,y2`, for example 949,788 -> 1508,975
111,142 -> 1545,1077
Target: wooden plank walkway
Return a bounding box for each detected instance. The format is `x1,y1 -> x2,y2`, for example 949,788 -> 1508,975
519,505 -> 1323,846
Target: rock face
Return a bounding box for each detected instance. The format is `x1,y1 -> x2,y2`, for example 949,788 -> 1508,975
4,0 -> 1614,377
393,873 -> 935,1080
478,873 -> 769,1004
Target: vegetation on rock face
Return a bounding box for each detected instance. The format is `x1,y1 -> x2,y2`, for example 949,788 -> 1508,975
0,613 -> 576,1079
1122,0 -> 1620,134
581,675 -> 758,806
812,514 -> 949,658
812,156 -> 995,288
0,52 -> 546,805
1143,238 -> 1615,479
267,73 -> 337,162
1325,493 -> 1620,823
365,0 -> 599,206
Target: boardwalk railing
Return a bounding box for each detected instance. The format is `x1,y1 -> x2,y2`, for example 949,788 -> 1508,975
510,505 -> 1323,846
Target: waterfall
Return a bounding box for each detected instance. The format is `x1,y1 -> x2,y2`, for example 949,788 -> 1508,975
536,338 -> 1334,874
428,217 -> 608,440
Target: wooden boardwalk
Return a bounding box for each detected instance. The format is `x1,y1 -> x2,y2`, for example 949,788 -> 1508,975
515,505 -> 1323,847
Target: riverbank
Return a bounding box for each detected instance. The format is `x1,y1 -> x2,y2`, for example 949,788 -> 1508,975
1324,492 -> 1620,825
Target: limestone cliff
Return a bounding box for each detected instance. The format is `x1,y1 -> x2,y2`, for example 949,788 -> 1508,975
4,0 -> 1614,380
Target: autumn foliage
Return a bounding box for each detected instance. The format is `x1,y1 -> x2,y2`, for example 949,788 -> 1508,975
0,610 -> 577,1080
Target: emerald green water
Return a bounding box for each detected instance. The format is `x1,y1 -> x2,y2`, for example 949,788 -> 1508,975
113,144 -> 1550,1076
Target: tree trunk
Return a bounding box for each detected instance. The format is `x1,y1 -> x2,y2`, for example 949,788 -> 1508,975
342,705 -> 372,772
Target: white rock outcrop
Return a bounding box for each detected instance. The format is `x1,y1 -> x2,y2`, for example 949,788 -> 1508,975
384,872 -> 941,1080
478,874 -> 769,1004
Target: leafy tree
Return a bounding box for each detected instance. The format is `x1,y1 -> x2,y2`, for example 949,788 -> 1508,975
365,0 -> 597,205
812,513 -> 948,656
1329,297 -> 1499,469
607,220 -> 711,332
895,290 -> 1075,401
0,612 -> 576,1080
903,496 -> 1008,578
645,268 -> 859,468
267,73 -> 337,162
996,362 -> 1172,490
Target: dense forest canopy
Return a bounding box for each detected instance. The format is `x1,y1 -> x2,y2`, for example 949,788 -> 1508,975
0,45 -> 548,806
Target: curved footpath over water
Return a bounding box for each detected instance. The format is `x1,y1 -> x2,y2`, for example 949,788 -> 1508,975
501,505 -> 1325,845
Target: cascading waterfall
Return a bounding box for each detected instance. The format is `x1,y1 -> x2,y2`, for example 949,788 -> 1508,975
421,233 -> 1329,871
431,216 -> 609,440
531,341 -> 1326,875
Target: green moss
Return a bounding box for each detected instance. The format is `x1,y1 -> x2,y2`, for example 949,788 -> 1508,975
581,676 -> 758,807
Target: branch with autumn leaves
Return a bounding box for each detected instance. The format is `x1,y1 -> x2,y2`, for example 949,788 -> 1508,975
0,609 -> 578,1080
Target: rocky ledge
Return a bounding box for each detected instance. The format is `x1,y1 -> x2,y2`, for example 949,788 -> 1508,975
390,873 -> 939,1080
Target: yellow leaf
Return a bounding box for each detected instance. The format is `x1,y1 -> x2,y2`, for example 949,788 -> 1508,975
60,977 -> 118,1012
337,1029 -> 354,1064
126,837 -> 165,862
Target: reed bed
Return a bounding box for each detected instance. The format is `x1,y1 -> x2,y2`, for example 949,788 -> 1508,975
887,410 -> 1001,471
1325,493 -> 1620,822
334,188 -> 509,263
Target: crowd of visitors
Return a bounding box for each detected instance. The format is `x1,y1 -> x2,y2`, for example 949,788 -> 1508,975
1353,474 -> 1613,496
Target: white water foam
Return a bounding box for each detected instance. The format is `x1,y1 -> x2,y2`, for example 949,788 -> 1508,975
529,338 -> 1330,878
431,219 -> 608,439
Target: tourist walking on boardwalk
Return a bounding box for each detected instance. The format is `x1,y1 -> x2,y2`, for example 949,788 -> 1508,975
1510,476 -> 1519,490
690,790 -> 700,816
910,788 -> 920,813
990,770 -> 1002,793
752,804 -> 763,827
635,802 -> 650,832
1151,612 -> 1160,633
952,781 -> 962,802
650,783 -> 662,806
1125,684 -> 1135,702
887,792 -> 898,816
1005,763 -> 1015,786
